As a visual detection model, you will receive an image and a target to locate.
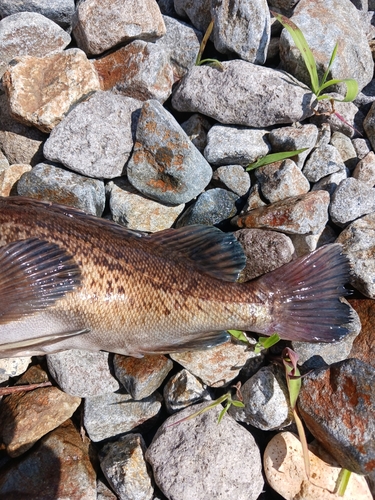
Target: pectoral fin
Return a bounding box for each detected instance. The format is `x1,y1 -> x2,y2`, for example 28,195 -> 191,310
0,238 -> 81,324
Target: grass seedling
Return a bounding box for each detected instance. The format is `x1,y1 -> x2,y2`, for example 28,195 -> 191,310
246,148 -> 308,172
335,468 -> 352,497
195,20 -> 224,70
227,330 -> 280,354
270,11 -> 358,103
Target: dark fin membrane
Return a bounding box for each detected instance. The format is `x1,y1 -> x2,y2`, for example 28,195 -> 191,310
257,244 -> 353,343
0,238 -> 81,324
0,329 -> 90,358
134,330 -> 230,356
149,225 -> 246,282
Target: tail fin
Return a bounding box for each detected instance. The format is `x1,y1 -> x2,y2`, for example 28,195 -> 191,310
256,244 -> 353,342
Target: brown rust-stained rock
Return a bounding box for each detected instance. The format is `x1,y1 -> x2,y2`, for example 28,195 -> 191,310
0,365 -> 81,457
233,190 -> 330,235
349,298 -> 375,369
3,48 -> 100,133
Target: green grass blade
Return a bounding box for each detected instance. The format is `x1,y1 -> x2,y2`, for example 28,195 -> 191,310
228,329 -> 249,343
196,20 -> 214,65
321,42 -> 338,87
246,148 -> 308,171
335,468 -> 352,496
270,11 -> 319,94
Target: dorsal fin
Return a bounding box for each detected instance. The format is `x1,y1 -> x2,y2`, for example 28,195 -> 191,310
0,238 -> 81,324
149,225 -> 246,282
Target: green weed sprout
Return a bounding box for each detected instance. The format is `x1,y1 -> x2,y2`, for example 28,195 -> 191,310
271,11 -> 358,103
335,468 -> 352,497
227,330 -> 280,353
195,20 -> 224,70
246,148 -> 308,171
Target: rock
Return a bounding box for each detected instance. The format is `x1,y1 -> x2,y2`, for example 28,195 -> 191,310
180,113 -> 211,153
173,0 -> 211,32
0,163 -> 31,196
97,479 -> 117,500
352,151 -> 375,186
163,368 -> 211,414
336,213 -> 375,298
352,137 -> 372,159
155,15 -> 202,80
330,131 -> 358,170
329,178 -> 375,226
73,0 -> 166,56
127,99 -> 212,205
279,0 -> 373,94
349,298 -> 375,369
229,365 -> 293,430
0,0 -> 76,30
84,391 -> 162,442
204,125 -> 270,166
0,150 -> 9,172
100,434 -> 154,500
175,188 -> 238,227
0,12 -> 71,77
3,48 -> 100,133
107,177 -> 184,232
242,182 -> 267,210
302,144 -> 346,183
298,358 -> 375,475
289,224 -> 337,256
94,40 -> 174,102
170,340 -> 260,387
234,228 -> 294,281
291,300 -> 361,369
47,350 -> 120,398
172,61 -> 315,127
255,159 -> 310,203
0,93 -> 47,166
311,95 -> 362,138
145,402 -> 264,500
211,0 -> 270,64
17,163 -> 106,216
0,365 -> 81,457
0,420 -> 97,500
264,432 -> 373,500
233,190 -> 330,235
43,91 -> 142,179
211,165 -> 251,197
0,356 -> 31,384
113,353 -> 173,400
311,168 -> 348,196
267,124 -> 319,168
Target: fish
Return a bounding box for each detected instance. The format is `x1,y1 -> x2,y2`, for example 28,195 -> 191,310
0,196 -> 353,358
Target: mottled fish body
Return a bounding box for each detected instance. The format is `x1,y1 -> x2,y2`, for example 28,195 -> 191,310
0,196 -> 352,358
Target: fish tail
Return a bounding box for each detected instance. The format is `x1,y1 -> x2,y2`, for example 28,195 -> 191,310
255,244 -> 353,342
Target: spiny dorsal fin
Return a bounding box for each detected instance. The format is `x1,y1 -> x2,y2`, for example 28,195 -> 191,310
0,238 -> 81,324
149,225 -> 246,282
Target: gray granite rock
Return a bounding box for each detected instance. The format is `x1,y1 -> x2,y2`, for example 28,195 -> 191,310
145,401 -> 264,500
229,365 -> 293,430
267,124 -> 319,169
17,163 -> 106,216
234,190 -> 330,235
173,0 -> 211,32
72,0 -> 166,56
100,434 -> 154,500
204,125 -> 270,166
163,368 -> 211,414
352,137 -> 372,159
330,131 -> 358,170
255,159 -> 310,202
336,212 -> 375,298
127,99 -> 212,205
44,91 -> 142,179
363,100 -> 375,150
106,177 -> 184,232
175,188 -> 238,227
311,168 -> 348,196
211,0 -> 270,64
290,224 -> 338,256
298,358 -> 375,475
352,151 -> 375,186
0,0 -> 76,29
155,15 -> 202,80
113,354 -> 173,400
0,357 -> 31,384
180,113 -> 211,153
311,94 -> 362,138
242,182 -> 267,211
234,228 -> 294,281
0,163 -> 31,197
47,350 -> 120,398
0,12 -> 71,77
211,165 -> 251,197
279,0 -> 373,94
84,391 -> 162,442
303,144 -> 346,182
329,178 -> 375,226
172,60 -> 315,127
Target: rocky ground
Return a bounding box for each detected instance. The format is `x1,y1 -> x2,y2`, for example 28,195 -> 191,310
0,0 -> 374,499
